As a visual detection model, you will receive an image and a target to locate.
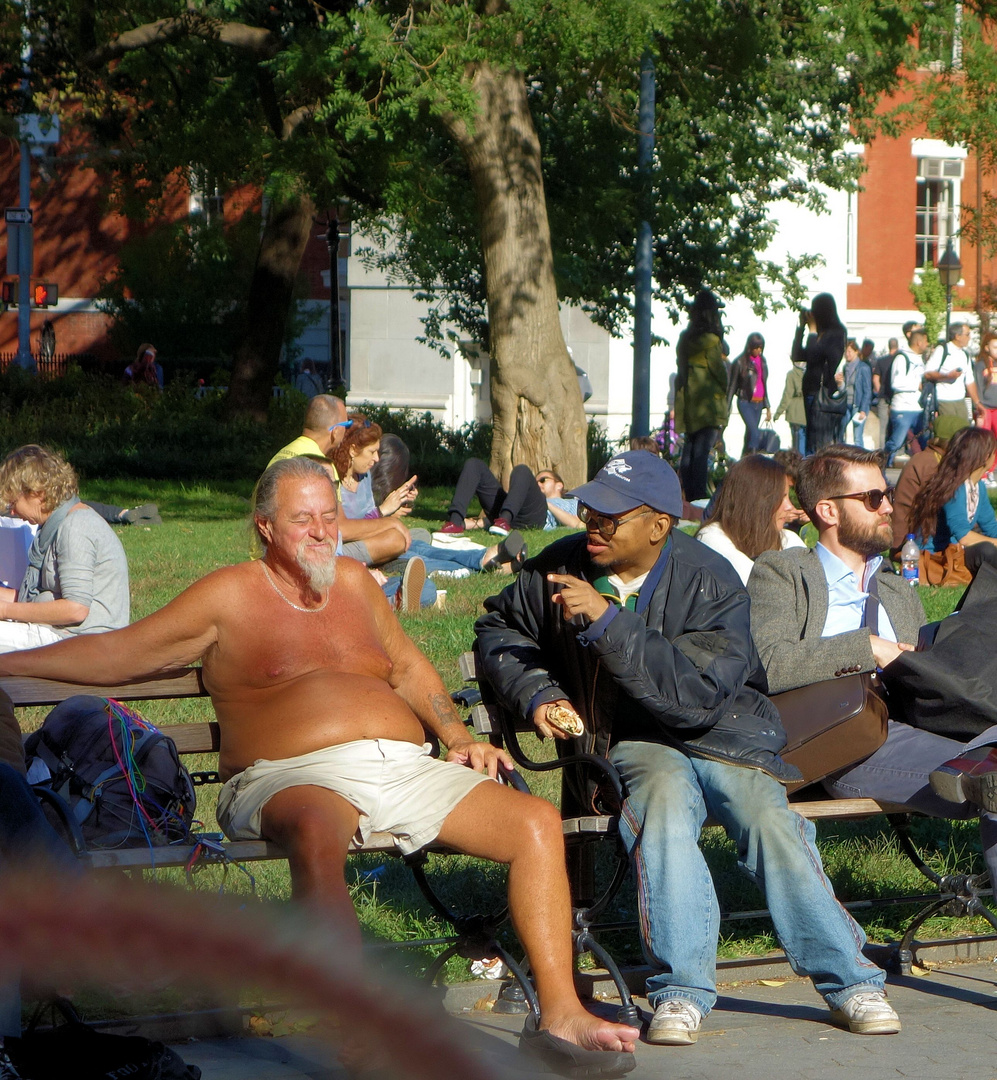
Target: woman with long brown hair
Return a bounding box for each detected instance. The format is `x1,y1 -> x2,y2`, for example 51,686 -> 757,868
910,426 -> 997,553
696,455 -> 805,585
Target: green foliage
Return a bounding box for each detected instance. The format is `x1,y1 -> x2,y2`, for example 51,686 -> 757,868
0,372 -> 500,487
95,215 -> 262,364
354,0 -> 918,346
909,266 -> 948,347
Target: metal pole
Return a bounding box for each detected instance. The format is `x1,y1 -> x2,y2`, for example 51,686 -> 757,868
631,52 -> 655,438
14,0 -> 35,371
326,211 -> 342,389
14,140 -> 34,371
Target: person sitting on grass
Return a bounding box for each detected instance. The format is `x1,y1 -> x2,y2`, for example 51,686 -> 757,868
0,446 -> 129,653
439,458 -> 551,536
334,417 -> 527,578
0,457 -> 640,1079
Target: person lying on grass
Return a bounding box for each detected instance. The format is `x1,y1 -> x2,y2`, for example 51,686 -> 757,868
0,457 -> 638,1079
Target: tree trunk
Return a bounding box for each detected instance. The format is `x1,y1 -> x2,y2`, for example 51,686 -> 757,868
444,65 -> 588,487
226,194 -> 315,420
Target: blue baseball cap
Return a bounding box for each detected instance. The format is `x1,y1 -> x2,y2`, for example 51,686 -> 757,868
568,451 -> 684,517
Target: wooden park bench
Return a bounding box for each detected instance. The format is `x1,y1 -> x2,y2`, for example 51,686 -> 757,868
458,649 -> 997,985
5,668 -> 547,1016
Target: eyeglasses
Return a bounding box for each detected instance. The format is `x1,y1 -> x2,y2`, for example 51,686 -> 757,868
827,486 -> 895,512
536,474 -> 555,484
579,504 -> 653,538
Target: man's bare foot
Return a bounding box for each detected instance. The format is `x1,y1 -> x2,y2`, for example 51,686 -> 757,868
542,1009 -> 639,1054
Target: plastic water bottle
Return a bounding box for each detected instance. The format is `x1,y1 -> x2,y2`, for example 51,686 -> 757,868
901,534 -> 919,586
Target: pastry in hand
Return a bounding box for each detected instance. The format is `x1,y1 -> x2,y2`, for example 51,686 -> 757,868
546,703 -> 585,737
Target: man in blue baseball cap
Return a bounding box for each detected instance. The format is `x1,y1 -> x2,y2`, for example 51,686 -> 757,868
476,450 -> 896,1047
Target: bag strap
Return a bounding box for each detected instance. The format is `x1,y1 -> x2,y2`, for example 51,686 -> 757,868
863,569 -> 881,637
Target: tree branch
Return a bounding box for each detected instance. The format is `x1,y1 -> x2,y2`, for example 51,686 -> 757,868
83,16 -> 279,68
282,104 -> 319,140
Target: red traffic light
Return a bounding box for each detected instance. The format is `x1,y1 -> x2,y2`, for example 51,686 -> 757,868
32,282 -> 57,308
0,280 -> 17,306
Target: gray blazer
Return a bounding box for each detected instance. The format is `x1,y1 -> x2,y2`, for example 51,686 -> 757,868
747,547 -> 925,694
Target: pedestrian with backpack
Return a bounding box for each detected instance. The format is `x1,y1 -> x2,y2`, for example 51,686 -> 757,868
885,329 -> 930,466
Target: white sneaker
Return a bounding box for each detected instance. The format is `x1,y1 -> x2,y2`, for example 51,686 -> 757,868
646,999 -> 702,1045
830,990 -> 901,1034
429,568 -> 471,579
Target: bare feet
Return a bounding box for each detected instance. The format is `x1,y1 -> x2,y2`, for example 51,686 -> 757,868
542,1009 -> 639,1054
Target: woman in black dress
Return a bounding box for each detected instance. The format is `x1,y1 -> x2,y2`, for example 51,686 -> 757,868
793,292 -> 846,454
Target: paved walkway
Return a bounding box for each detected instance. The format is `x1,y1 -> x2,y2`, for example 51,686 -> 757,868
168,957 -> 997,1079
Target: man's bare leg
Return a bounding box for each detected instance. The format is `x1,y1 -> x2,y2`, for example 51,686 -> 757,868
260,785 -> 363,955
435,781 -> 639,1053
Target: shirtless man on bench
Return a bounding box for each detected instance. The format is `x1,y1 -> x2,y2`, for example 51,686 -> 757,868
0,457 -> 638,1078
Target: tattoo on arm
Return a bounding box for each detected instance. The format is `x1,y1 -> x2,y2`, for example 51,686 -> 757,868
430,691 -> 466,742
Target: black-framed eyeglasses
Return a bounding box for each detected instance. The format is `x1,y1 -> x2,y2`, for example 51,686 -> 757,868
579,504 -> 653,539
827,486 -> 895,512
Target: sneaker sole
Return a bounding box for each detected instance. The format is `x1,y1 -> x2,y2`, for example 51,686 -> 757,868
829,1009 -> 901,1035
400,557 -> 426,614
930,767 -> 997,813
488,526 -> 511,537
645,1025 -> 698,1046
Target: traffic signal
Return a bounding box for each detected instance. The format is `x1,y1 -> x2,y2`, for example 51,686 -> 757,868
0,280 -> 17,306
32,282 -> 57,308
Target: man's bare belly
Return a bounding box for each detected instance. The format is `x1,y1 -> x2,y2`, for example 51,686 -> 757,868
207,669 -> 426,780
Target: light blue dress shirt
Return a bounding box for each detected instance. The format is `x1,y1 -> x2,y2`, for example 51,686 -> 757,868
815,543 -> 897,643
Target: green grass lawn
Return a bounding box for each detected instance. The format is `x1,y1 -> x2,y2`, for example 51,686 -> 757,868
66,479 -> 993,984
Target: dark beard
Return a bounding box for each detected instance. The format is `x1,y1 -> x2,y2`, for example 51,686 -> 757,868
837,513 -> 891,560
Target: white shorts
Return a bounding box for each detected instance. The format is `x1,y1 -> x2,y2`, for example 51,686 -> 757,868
216,738 -> 492,855
0,621 -> 65,654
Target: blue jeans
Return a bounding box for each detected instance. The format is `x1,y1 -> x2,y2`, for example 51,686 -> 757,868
400,540 -> 484,577
608,741 -> 884,1016
850,416 -> 866,447
885,410 -> 922,465
790,424 -> 807,456
825,721 -> 997,888
737,400 -> 764,455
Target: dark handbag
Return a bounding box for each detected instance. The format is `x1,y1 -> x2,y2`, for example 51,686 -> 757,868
757,427 -> 780,453
7,1000 -> 201,1080
881,562 -> 997,741
816,384 -> 848,415
771,673 -> 889,790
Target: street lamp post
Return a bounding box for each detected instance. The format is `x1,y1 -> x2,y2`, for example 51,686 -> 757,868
937,242 -> 962,340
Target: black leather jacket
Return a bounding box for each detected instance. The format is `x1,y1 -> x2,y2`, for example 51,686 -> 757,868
475,530 -> 800,810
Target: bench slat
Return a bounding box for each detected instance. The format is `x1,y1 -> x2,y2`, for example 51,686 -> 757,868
1,668 -> 205,706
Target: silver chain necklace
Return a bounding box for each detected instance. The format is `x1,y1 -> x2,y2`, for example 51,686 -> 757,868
260,561 -> 329,613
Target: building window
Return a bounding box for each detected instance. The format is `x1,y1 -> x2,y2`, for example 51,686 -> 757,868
915,157 -> 963,268
189,170 -> 224,223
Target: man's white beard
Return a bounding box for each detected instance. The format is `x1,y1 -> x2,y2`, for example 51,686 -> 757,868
296,540 -> 338,590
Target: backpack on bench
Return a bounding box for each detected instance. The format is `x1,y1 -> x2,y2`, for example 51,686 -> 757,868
24,696 -> 196,850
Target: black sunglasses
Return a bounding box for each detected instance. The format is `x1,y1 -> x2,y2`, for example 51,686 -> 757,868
827,486 -> 895,512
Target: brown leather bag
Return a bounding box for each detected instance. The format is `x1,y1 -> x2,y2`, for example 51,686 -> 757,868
919,543 -> 972,587
771,673 -> 889,791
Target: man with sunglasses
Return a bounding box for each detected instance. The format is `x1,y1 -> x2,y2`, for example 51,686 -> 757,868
748,443 -> 997,905
477,450 -> 895,1046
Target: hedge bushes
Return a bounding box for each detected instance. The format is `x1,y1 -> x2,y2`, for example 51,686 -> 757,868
0,368 -> 613,485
